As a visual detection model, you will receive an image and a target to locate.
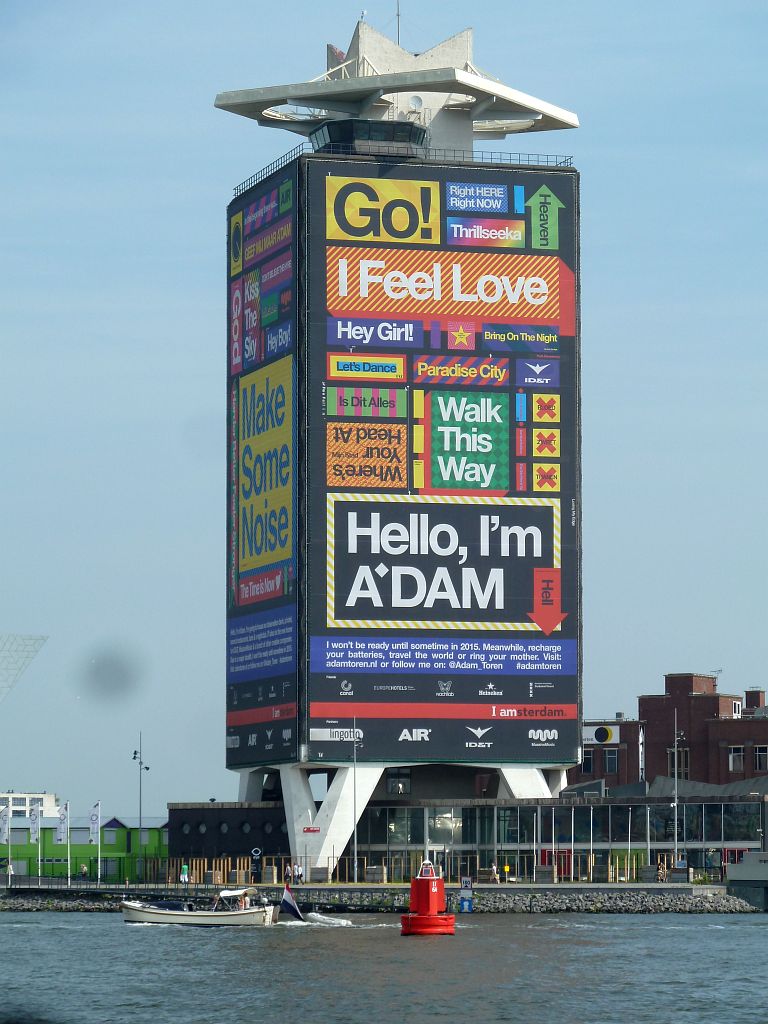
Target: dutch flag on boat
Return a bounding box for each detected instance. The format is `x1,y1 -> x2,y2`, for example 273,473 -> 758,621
280,884 -> 304,922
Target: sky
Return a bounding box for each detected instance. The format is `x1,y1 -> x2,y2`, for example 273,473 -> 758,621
1,1 -> 766,817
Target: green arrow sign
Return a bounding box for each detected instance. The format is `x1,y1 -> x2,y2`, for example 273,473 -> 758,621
526,186 -> 565,251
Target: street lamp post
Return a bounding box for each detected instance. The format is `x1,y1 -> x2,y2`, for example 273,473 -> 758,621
673,710 -> 684,867
132,733 -> 150,882
749,792 -> 764,852
352,717 -> 358,884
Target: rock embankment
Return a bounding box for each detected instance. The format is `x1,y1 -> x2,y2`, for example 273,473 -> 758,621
0,887 -> 759,914
271,886 -> 759,915
0,892 -> 123,912
469,890 -> 757,914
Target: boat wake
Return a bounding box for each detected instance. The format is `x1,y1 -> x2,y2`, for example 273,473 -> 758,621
304,912 -> 353,927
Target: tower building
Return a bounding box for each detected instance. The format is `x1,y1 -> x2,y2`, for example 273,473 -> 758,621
218,21 -> 581,876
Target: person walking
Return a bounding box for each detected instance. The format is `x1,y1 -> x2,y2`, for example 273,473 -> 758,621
284,863 -> 292,886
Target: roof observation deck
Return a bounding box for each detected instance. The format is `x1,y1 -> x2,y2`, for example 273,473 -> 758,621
215,20 -> 579,152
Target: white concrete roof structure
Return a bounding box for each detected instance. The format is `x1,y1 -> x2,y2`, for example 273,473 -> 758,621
215,21 -> 578,151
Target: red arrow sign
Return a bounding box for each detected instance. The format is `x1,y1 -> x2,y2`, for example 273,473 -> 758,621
527,568 -> 568,635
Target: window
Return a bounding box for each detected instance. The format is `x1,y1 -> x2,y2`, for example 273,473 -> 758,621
11,810 -> 25,818
724,802 -> 759,841
103,829 -> 117,845
140,829 -> 150,845
684,803 -> 703,842
29,798 -> 43,806
386,768 -> 411,796
10,829 -> 27,845
610,806 -> 631,842
70,829 -> 89,844
0,798 -> 8,806
733,701 -> 742,718
603,749 -> 618,774
161,830 -> 168,845
428,807 -> 462,845
581,749 -> 594,774
12,798 -> 26,807
388,807 -> 409,844
755,746 -> 768,772
704,804 -> 723,842
478,806 -> 493,845
498,808 -> 519,844
667,747 -> 690,780
729,746 -> 745,772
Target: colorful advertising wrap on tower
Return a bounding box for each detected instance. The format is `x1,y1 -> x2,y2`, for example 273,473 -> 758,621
305,159 -> 581,764
226,165 -> 299,767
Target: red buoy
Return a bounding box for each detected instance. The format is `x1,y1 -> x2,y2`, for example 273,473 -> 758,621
401,861 -> 455,936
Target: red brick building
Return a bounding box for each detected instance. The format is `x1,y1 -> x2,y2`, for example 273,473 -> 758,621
567,674 -> 768,790
640,673 -> 768,785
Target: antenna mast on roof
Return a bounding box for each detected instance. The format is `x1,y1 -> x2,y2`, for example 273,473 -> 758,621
396,1 -> 401,45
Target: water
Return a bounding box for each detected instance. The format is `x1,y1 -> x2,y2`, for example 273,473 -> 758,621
2,910 -> 764,1024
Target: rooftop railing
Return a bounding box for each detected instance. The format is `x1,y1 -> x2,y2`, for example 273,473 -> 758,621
233,142 -> 574,196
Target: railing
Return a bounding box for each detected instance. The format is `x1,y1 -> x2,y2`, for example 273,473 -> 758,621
2,863 -> 730,891
234,145 -> 307,196
233,143 -> 573,195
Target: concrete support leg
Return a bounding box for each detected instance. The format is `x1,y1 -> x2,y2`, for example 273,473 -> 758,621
278,764 -> 316,860
237,769 -> 265,802
496,766 -> 553,799
279,763 -> 382,878
546,769 -> 568,797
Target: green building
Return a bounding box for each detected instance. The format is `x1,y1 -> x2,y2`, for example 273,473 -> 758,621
2,815 -> 168,884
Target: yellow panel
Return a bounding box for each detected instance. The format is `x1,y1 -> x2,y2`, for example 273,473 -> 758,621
237,357 -> 293,573
326,176 -> 441,246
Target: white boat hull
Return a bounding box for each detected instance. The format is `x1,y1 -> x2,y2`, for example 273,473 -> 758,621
120,900 -> 278,926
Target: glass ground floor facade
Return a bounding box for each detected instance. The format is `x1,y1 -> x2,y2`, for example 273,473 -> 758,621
324,797 -> 765,883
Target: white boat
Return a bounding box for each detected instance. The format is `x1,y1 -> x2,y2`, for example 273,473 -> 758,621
120,887 -> 278,926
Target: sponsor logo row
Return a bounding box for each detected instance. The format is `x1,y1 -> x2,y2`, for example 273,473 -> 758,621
227,678 -> 295,709
226,725 -> 295,752
330,678 -> 508,698
307,724 -> 560,750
